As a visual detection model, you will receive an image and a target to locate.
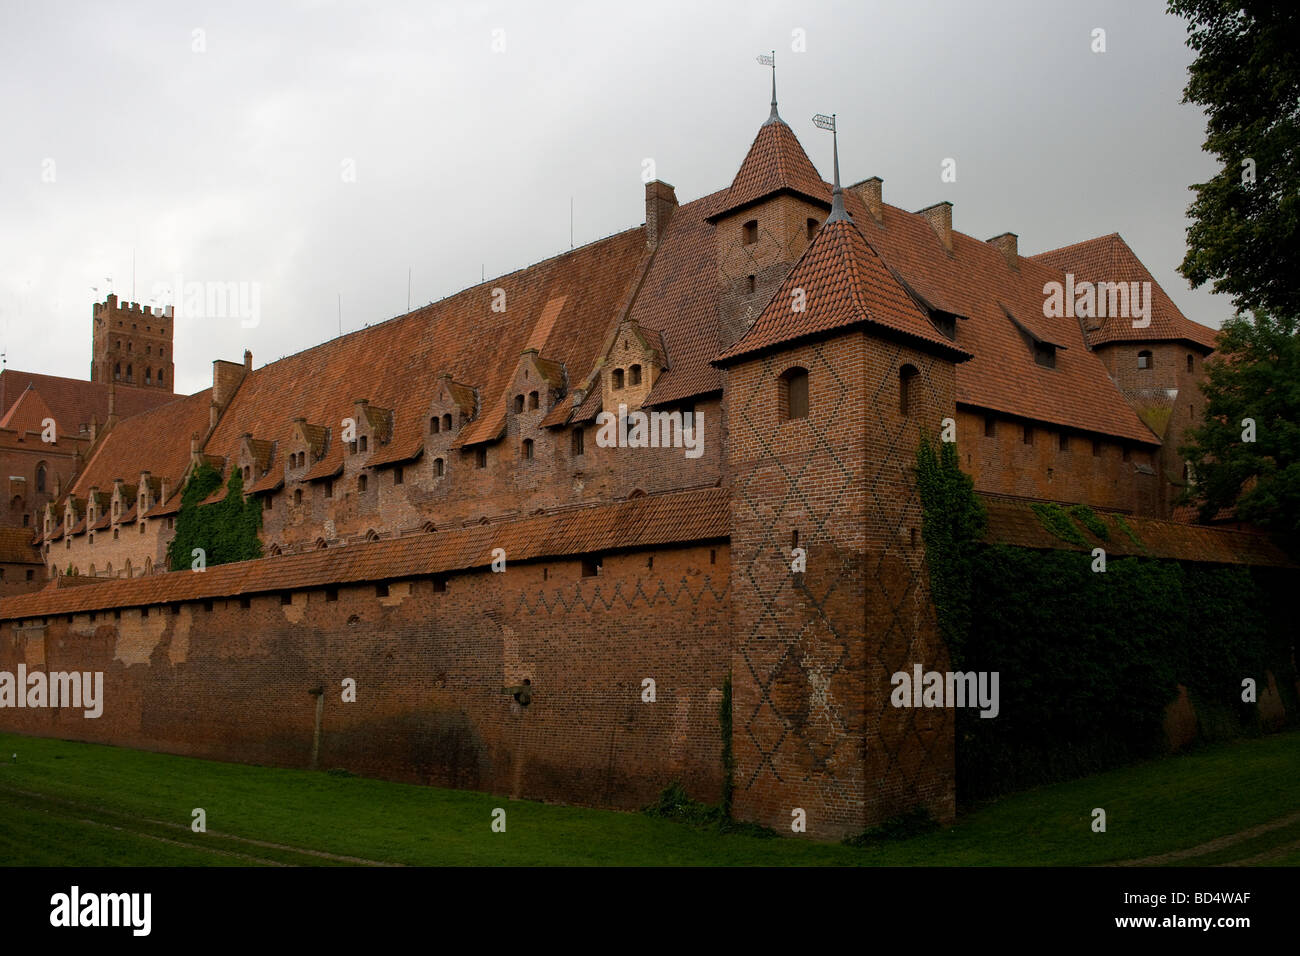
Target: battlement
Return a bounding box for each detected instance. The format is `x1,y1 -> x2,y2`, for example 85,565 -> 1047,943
93,293 -> 174,320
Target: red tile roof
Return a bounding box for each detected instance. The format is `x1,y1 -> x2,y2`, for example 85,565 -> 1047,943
69,390 -> 212,499
708,117 -> 831,220
0,370 -> 176,436
980,493 -> 1292,566
839,194 -> 1162,443
1029,234 -> 1219,350
716,214 -> 972,364
0,528 -> 41,565
0,487 -> 728,618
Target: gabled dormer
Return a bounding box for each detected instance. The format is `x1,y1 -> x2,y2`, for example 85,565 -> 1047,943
236,433 -> 275,486
600,319 -> 667,414
348,399 -> 393,458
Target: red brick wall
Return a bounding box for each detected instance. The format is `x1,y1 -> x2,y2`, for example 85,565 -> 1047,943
0,543 -> 731,811
955,406 -> 1162,515
1095,342 -> 1210,516
724,330 -> 956,841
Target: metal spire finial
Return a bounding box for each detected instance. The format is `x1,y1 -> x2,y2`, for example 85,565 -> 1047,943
813,112 -> 849,223
757,51 -> 782,125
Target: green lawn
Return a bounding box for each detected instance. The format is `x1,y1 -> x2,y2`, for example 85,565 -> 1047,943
0,731 -> 1296,866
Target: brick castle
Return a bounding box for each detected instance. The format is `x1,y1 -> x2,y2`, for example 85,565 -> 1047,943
0,82 -> 1276,839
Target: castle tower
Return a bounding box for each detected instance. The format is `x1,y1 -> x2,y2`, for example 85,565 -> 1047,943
707,72 -> 832,351
714,118 -> 971,839
91,293 -> 175,392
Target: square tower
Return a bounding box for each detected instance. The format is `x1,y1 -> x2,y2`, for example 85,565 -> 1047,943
91,293 -> 175,391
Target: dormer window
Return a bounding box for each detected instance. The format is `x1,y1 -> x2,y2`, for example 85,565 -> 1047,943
742,220 -> 758,244
612,368 -> 624,389
430,416 -> 440,434
434,458 -> 445,477
932,312 -> 957,341
359,435 -> 368,453
628,366 -> 641,387
528,391 -> 539,409
1033,342 -> 1056,369
357,474 -> 367,493
513,394 -> 525,414
442,413 -> 453,431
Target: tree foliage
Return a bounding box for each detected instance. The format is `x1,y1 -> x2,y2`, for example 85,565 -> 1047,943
1179,310 -> 1300,538
1169,1 -> 1300,318
167,464 -> 263,571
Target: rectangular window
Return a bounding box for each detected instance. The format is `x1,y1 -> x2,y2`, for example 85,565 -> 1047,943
431,576 -> 446,593
1058,431 -> 1069,453
572,428 -> 584,456
376,582 -> 389,598
581,557 -> 601,577
280,593 -> 292,606
984,415 -> 995,437
325,480 -> 333,499
394,466 -> 404,485
1092,439 -> 1102,457
325,587 -> 338,602
239,597 -> 251,609
476,447 -> 487,469
1023,424 -> 1033,445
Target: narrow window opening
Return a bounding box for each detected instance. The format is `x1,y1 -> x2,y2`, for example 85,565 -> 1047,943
899,365 -> 919,416
571,428 -> 584,456
1137,350 -> 1152,370
742,219 -> 757,244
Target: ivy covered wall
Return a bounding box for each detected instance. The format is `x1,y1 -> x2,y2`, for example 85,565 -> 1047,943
166,464 -> 263,571
916,439 -> 1298,803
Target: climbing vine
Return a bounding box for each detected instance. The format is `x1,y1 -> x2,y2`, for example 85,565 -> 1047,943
167,464 -> 263,571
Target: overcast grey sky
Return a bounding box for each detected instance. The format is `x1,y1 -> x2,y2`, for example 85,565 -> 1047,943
0,0 -> 1226,396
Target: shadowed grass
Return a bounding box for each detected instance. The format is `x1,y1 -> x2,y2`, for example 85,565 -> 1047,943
0,730 -> 1295,866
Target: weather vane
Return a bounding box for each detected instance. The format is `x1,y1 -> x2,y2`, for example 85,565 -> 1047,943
813,113 -> 848,222
757,50 -> 779,122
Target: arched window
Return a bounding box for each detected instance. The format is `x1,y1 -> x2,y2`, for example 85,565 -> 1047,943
628,366 -> 641,387
422,521 -> 437,533
899,365 -> 919,416
742,219 -> 758,244
781,367 -> 809,420
522,439 -> 534,461
36,463 -> 46,493
612,368 -> 625,389
126,341 -> 133,352
442,413 -> 452,431
1137,350 -> 1152,370
145,369 -> 152,385
157,369 -> 165,385
124,559 -> 133,579
430,416 -> 440,434
357,474 -> 367,493
434,457 -> 445,477
126,364 -> 133,382
10,495 -> 21,512
143,557 -> 152,575
243,465 -> 251,482
528,391 -> 539,409
746,274 -> 756,293
513,395 -> 525,414
365,529 -> 380,542
268,544 -> 281,557
315,538 -> 328,550
114,363 -> 121,381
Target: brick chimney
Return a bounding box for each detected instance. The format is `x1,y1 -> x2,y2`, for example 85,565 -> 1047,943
244,349 -> 253,371
987,232 -> 1019,270
918,201 -> 953,253
212,358 -> 248,411
849,177 -> 884,223
645,180 -> 678,249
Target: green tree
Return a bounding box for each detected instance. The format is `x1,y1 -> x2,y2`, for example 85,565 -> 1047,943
1179,310 -> 1300,537
1169,1 -> 1300,318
